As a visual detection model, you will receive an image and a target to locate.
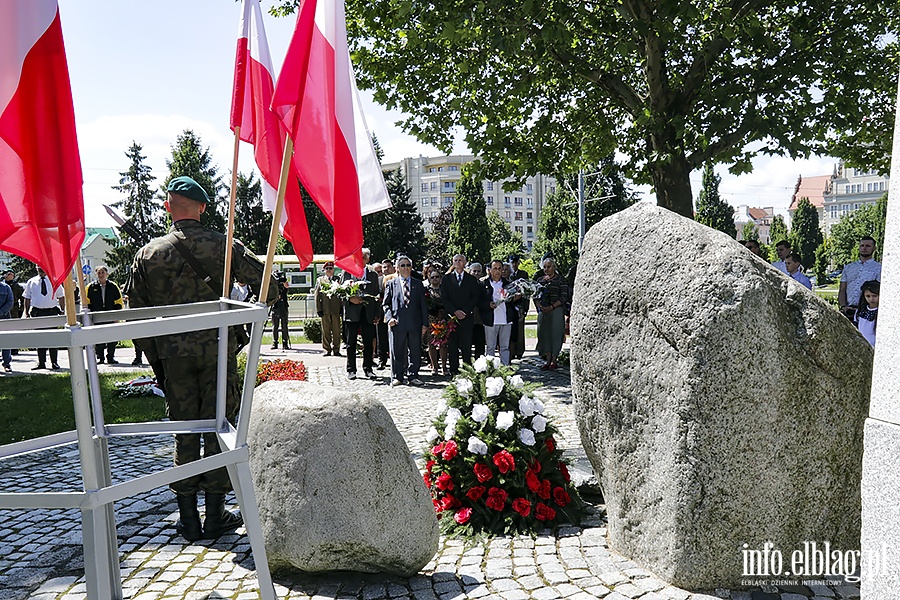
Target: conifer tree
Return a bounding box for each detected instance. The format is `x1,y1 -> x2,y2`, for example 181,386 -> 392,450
790,197 -> 824,270
386,167 -> 426,262
163,130 -> 226,232
769,214 -> 789,246
448,173 -> 491,264
694,164 -> 736,238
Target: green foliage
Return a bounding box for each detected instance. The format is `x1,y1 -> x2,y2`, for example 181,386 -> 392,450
741,221 -> 759,242
448,174 -> 491,265
273,0 -> 899,218
532,189 -> 578,274
8,255 -> 36,280
233,172 -> 270,254
163,130 -> 227,232
695,164 -> 736,238
2,373 -> 166,445
426,205 -> 454,263
386,167 -> 426,262
790,197 -> 824,270
814,242 -> 829,286
302,318 -> 323,343
827,193 -> 887,268
487,210 -> 525,263
106,142 -> 165,278
769,214 -> 789,246
362,209 -> 391,261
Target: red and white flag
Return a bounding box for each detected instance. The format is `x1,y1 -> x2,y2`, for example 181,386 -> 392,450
0,1 -> 84,288
231,0 -> 313,268
272,0 -> 391,276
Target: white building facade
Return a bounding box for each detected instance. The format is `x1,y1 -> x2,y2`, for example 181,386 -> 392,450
381,154 -> 557,251
821,162 -> 889,235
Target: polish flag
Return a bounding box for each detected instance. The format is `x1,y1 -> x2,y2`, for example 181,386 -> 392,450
0,1 -> 85,289
272,0 -> 391,276
231,0 -> 313,268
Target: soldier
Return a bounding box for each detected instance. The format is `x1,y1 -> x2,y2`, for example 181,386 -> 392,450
314,260 -> 342,356
126,176 -> 278,542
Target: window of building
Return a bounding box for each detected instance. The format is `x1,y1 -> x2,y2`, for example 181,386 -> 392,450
514,226 -> 523,234
431,197 -> 438,205
880,181 -> 886,191
486,196 -> 494,205
514,211 -> 523,220
527,198 -> 533,207
853,203 -> 861,210
429,168 -> 436,173
421,183 -> 428,192
486,181 -> 493,191
526,212 -> 533,220
422,198 -> 429,206
443,181 -> 456,190
867,183 -> 873,192
514,197 -> 523,206
430,181 -> 437,190
504,211 -> 511,219
526,183 -> 533,194
504,196 -> 511,205
527,226 -> 533,234
438,167 -> 444,172
549,187 -> 556,194
830,206 -> 838,220
444,196 -> 453,205
448,166 -> 458,171
845,185 -> 851,194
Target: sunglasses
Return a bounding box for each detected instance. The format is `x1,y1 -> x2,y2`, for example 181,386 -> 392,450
398,264 -> 412,268
324,266 -> 334,270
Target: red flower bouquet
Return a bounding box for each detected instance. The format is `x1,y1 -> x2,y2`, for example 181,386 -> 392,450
256,359 -> 308,385
421,356 -> 584,535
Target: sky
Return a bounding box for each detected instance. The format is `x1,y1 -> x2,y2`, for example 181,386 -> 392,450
57,0 -> 835,229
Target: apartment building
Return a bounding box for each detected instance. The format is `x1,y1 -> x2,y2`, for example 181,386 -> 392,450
821,162 -> 889,235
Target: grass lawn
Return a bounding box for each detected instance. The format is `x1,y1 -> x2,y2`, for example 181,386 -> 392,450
1,372 -> 166,446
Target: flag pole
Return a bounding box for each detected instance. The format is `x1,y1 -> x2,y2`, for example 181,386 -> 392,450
258,137 -> 292,303
223,127 -> 242,297
63,277 -> 77,327
75,252 -> 87,304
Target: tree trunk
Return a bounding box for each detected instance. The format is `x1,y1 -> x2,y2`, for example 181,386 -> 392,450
650,155 -> 694,219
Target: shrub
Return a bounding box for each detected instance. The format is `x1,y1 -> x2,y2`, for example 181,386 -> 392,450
302,318 -> 322,343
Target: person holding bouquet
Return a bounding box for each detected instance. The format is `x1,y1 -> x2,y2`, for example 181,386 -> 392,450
534,257 -> 569,370
424,267 -> 450,376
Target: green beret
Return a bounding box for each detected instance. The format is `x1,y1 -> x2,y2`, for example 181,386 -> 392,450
167,176 -> 210,204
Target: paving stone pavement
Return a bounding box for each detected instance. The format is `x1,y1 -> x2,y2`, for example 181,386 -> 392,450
0,345 -> 861,599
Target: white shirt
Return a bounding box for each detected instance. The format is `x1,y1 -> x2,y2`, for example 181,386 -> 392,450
489,279 -> 508,325
841,259 -> 882,307
231,282 -> 250,302
857,306 -> 877,347
23,275 -> 64,309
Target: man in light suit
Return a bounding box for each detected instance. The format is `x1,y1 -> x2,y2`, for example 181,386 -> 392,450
383,256 -> 429,386
440,253 -> 482,375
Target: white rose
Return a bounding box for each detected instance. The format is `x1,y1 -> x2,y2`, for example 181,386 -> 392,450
519,428 -> 536,446
455,378 -> 474,398
510,375 -> 525,389
467,436 -> 488,455
496,410 -> 515,431
531,414 -> 547,433
485,376 -> 505,398
444,421 -> 457,440
426,426 -> 440,442
436,399 -> 448,416
471,403 -> 490,423
518,395 -> 535,417
532,398 -> 545,415
485,355 -> 500,368
473,356 -> 488,373
446,407 -> 462,424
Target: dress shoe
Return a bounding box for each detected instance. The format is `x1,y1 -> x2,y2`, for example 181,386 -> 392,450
390,378 -> 403,387
376,361 -> 387,370
97,356 -> 105,364
32,364 -> 46,370
282,344 -> 291,350
131,358 -> 142,366
203,493 -> 243,539
51,363 -> 61,369
364,370 -> 378,380
347,371 -> 357,380
270,344 -> 279,350
408,378 -> 424,386
322,350 -> 331,356
333,351 -> 342,357
107,358 -> 119,365
175,493 -> 203,542
3,366 -> 11,373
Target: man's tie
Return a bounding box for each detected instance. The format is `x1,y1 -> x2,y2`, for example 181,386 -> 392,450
457,273 -> 463,285
40,277 -> 47,296
403,279 -> 410,308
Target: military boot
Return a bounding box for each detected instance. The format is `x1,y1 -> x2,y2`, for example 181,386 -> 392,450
203,493 -> 243,538
175,493 -> 202,542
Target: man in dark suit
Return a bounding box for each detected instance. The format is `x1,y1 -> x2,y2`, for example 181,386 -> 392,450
383,256 -> 429,386
341,249 -> 381,380
440,253 -> 482,375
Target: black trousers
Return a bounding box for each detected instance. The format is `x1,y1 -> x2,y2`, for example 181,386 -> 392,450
448,317 -> 474,375
344,320 -> 375,374
30,306 -> 60,365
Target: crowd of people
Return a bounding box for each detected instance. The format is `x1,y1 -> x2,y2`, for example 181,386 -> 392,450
311,251 -> 573,386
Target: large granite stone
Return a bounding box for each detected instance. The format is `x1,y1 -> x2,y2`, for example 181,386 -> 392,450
248,381 -> 439,576
570,202 -> 872,589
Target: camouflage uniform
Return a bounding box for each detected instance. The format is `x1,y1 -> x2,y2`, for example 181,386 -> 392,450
126,219 -> 277,496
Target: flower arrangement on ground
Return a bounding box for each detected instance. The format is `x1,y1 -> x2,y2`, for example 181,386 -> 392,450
423,355 -> 584,535
256,359 -> 307,385
114,375 -> 164,398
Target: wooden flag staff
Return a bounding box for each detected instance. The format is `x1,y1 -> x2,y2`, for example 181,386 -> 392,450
257,137 -> 293,303
222,127 -> 242,298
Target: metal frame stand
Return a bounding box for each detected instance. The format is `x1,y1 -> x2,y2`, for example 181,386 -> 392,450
0,299 -> 275,599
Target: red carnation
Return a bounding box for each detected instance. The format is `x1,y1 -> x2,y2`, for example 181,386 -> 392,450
553,486 -> 571,507
530,460 -> 542,473
433,498 -> 442,513
525,469 -> 541,493
466,486 -> 486,501
454,507 -> 473,524
432,442 -> 445,456
441,494 -> 461,511
558,462 -> 570,483
485,487 -> 508,511
442,440 -> 459,461
426,460 -> 435,473
512,498 -> 531,517
493,450 -> 516,474
436,472 -> 455,491
535,502 -> 557,521
473,462 -> 494,483
538,479 -> 551,500
545,438 -> 556,452
423,472 -> 431,488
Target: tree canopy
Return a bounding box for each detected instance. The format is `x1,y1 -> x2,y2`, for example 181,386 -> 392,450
273,0 -> 897,218
447,173 -> 491,264
385,167 -> 426,262
695,164 -> 736,238
827,194 -> 888,268
163,130 -> 226,232
790,197 -> 823,270
769,214 -> 789,246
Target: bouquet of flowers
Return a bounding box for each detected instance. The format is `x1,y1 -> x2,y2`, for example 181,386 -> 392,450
429,316 -> 458,348
422,356 -> 584,535
257,359 -> 308,385
114,375 -> 164,398
508,278 -> 543,299
314,278 -> 375,301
